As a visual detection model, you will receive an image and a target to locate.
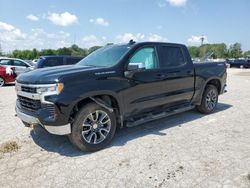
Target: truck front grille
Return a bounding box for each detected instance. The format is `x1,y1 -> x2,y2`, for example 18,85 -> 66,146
18,95 -> 41,112
21,86 -> 37,93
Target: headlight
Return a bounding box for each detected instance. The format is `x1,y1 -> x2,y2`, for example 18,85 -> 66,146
37,83 -> 64,94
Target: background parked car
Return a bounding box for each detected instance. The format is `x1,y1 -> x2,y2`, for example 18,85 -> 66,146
0,57 -> 34,75
226,59 -> 250,68
0,66 -> 16,87
35,56 -> 83,69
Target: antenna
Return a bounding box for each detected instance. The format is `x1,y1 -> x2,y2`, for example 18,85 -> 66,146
129,39 -> 136,45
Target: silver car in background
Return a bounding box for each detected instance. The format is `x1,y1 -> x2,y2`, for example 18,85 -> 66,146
0,57 -> 34,75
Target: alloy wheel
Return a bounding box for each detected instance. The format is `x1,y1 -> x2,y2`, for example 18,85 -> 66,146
81,110 -> 111,144
205,89 -> 217,111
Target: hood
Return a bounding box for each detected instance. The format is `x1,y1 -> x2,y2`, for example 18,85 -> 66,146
16,65 -> 99,84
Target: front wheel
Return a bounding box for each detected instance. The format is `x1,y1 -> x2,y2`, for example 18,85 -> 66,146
196,84 -> 218,114
68,102 -> 117,152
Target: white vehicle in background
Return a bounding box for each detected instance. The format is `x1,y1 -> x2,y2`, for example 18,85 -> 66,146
0,57 -> 34,75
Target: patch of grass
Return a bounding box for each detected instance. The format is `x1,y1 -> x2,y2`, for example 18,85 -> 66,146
0,141 -> 20,154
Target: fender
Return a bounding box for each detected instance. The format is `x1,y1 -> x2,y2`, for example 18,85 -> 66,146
192,76 -> 222,105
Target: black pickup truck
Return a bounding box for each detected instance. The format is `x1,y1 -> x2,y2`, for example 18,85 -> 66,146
15,41 -> 227,151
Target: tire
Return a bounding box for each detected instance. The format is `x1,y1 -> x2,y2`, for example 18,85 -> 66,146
68,102 -> 117,152
196,84 -> 218,114
0,77 -> 5,87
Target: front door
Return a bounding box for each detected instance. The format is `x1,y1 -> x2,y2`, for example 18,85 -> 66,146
122,46 -> 170,117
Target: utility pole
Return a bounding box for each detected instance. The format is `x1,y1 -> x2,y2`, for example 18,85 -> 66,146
200,35 -> 205,46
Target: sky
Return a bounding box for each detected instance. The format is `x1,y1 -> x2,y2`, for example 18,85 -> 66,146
0,0 -> 249,53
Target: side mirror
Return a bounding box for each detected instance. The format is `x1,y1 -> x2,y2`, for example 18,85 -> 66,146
127,62 -> 145,71
125,62 -> 145,78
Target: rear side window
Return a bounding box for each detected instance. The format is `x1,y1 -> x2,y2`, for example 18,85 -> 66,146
13,60 -> 27,67
66,57 -> 82,65
43,58 -> 63,68
160,46 -> 186,68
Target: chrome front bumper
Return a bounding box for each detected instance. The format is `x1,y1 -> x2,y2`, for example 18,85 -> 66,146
16,106 -> 71,135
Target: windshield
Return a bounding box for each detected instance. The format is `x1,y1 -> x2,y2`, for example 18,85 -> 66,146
77,45 -> 131,67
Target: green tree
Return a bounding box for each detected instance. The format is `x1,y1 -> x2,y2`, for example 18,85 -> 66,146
88,46 -> 102,54
39,49 -> 57,56
228,43 -> 242,58
243,50 -> 250,58
188,46 -> 199,58
57,47 -> 72,55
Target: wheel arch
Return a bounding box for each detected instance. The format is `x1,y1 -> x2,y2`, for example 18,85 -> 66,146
193,77 -> 222,105
69,92 -> 123,127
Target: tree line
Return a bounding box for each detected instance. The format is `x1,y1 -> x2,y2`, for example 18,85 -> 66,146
1,42 -> 250,60
188,42 -> 250,59
0,44 -> 103,60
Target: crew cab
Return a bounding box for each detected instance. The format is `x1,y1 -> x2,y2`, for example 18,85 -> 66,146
15,41 -> 227,151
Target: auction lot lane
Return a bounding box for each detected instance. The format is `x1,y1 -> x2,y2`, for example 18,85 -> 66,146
0,69 -> 250,188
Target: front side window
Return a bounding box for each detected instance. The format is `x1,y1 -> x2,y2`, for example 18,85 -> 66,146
160,46 -> 186,68
129,47 -> 158,69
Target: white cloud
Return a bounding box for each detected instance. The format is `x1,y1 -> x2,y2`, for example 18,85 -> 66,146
81,35 -> 105,48
187,35 -> 208,44
48,12 -> 78,26
0,23 -> 72,52
0,21 -> 26,42
116,33 -> 167,43
26,14 -> 39,21
89,17 -> 109,26
0,21 -> 15,31
166,0 -> 187,7
158,0 -> 187,7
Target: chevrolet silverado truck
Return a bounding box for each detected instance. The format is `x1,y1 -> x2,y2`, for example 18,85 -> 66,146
15,41 -> 227,151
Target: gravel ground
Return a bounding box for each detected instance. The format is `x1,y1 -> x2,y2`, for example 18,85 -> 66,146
0,68 -> 249,188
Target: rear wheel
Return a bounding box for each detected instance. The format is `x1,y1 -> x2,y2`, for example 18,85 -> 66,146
68,103 -> 116,151
0,77 -> 5,87
196,84 -> 218,114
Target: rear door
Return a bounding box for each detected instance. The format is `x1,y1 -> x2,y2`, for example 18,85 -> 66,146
157,45 -> 195,106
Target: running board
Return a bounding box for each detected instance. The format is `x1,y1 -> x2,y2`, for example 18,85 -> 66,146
126,105 -> 195,127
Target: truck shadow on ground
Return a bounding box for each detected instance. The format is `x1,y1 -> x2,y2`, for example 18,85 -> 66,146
30,103 -> 232,157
